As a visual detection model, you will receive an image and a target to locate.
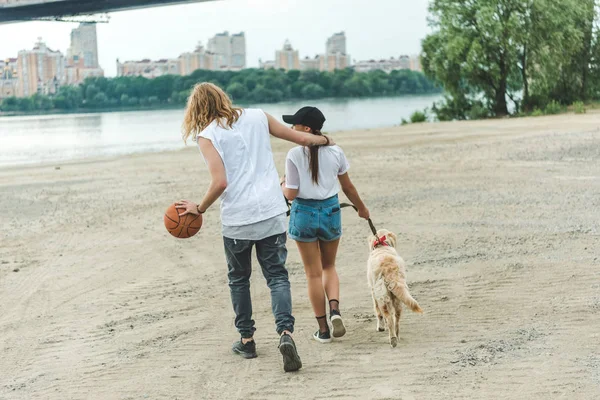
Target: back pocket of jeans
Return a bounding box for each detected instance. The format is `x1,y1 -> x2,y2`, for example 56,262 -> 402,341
327,207 -> 342,235
293,209 -> 314,233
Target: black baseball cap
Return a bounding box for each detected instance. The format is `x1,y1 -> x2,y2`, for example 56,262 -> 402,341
282,106 -> 326,131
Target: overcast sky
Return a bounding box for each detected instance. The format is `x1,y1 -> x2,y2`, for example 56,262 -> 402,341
0,0 -> 430,77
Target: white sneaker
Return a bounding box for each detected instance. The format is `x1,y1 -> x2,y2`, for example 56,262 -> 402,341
331,314 -> 346,338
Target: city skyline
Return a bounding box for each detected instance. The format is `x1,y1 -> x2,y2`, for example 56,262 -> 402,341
116,31 -> 247,78
0,0 -> 429,77
0,23 -> 106,99
266,32 -> 351,72
1,26 -> 424,99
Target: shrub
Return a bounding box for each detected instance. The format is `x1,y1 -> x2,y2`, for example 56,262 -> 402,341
531,108 -> 544,117
467,104 -> 490,120
573,101 -> 586,114
401,118 -> 409,125
410,110 -> 427,123
544,100 -> 561,115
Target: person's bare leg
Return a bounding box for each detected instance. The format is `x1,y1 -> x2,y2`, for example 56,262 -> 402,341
319,239 -> 346,337
296,241 -> 328,335
319,239 -> 340,307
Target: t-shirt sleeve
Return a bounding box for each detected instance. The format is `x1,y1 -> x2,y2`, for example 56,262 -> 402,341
197,126 -> 223,165
249,108 -> 269,132
285,152 -> 300,189
198,124 -> 213,141
338,147 -> 350,175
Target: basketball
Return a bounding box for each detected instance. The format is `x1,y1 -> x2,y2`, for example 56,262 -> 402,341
164,203 -> 203,239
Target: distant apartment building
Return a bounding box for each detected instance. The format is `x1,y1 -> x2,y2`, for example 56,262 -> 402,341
321,52 -> 351,71
116,31 -> 246,78
326,32 -> 347,55
208,31 -> 231,69
65,23 -> 104,85
17,38 -> 65,97
299,56 -> 320,71
261,32 -> 351,72
322,31 -> 351,71
207,31 -> 246,70
409,55 -> 422,72
67,23 -> 99,68
275,40 -> 300,71
258,59 -> 276,70
230,32 -> 246,70
0,58 -> 18,99
1,27 -> 104,98
354,55 -> 422,73
178,42 -> 216,75
116,58 -> 180,79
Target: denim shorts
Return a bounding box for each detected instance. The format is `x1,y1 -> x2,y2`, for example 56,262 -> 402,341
288,195 -> 342,243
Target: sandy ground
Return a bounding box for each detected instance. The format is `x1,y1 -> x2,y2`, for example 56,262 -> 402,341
1,114 -> 599,400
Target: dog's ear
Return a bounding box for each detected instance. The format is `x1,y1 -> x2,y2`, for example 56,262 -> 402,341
387,231 -> 397,248
367,235 -> 376,251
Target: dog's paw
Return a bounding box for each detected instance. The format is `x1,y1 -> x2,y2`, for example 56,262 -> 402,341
390,337 -> 398,348
377,326 -> 385,332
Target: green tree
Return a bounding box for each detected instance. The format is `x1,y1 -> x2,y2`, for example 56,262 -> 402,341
286,70 -> 301,83
423,0 -> 520,116
343,75 -> 371,97
1,96 -> 19,112
31,93 -> 53,111
244,76 -> 258,92
91,92 -> 108,107
423,0 -> 589,119
56,86 -> 82,110
2,68 -> 439,114
18,97 -> 34,111
301,83 -> 325,99
151,75 -> 177,102
516,0 -> 587,110
226,82 -> 249,100
249,85 -> 283,103
85,84 -> 99,102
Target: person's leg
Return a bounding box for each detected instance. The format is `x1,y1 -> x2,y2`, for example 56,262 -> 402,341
295,240 -> 329,334
255,233 -> 302,372
319,239 -> 341,312
223,237 -> 256,341
320,238 -> 345,337
255,233 -> 294,335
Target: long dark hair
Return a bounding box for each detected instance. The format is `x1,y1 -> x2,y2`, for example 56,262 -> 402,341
306,129 -> 322,185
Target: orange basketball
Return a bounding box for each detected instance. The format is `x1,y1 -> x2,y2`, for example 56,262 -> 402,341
164,203 -> 203,239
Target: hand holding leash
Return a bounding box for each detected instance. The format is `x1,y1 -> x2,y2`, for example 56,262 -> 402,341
339,203 -> 378,236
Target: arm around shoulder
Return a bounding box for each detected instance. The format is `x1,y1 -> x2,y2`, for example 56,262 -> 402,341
266,112 -> 328,147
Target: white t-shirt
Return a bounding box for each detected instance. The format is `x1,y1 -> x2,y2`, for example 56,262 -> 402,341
198,108 -> 288,227
285,145 -> 350,200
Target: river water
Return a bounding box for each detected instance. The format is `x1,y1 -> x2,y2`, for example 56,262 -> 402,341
0,95 -> 441,167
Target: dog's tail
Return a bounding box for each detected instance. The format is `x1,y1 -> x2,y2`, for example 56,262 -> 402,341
387,278 -> 423,313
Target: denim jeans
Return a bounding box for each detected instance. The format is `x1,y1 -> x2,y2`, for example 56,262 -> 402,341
223,233 -> 295,338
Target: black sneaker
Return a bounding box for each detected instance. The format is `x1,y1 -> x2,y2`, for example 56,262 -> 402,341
232,339 -> 257,359
313,329 -> 332,343
278,333 -> 302,372
330,310 -> 346,338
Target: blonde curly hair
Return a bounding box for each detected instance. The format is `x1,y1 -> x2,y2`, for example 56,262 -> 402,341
182,82 -> 242,142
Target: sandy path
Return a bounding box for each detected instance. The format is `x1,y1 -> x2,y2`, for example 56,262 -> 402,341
1,114 -> 599,399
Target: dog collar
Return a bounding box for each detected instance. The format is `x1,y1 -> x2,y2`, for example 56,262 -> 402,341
373,235 -> 389,248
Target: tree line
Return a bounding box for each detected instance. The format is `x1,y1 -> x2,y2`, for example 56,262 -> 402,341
422,0 -> 600,120
0,68 -> 439,113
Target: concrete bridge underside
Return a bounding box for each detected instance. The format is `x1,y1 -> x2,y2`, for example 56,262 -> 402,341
0,0 -> 216,23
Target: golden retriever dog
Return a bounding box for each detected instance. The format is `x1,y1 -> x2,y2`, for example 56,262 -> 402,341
367,229 -> 422,347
